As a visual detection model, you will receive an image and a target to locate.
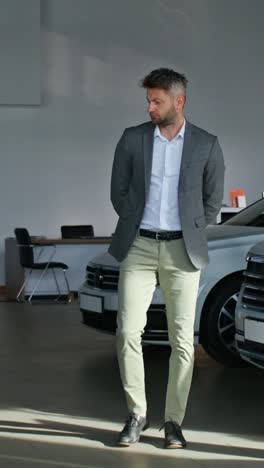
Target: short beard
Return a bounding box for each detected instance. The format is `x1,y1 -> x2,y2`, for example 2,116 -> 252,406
154,109 -> 177,127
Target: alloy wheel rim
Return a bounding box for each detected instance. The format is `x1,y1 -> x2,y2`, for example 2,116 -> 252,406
217,292 -> 240,353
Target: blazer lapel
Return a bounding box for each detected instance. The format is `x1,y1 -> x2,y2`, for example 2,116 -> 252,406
178,120 -> 195,191
143,122 -> 155,199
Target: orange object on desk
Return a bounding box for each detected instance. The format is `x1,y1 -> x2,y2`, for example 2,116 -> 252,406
229,189 -> 245,207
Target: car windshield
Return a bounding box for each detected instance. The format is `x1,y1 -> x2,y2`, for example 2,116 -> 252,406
223,198 -> 264,227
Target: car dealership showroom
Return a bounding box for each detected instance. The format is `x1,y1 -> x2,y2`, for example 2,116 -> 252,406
0,1 -> 263,467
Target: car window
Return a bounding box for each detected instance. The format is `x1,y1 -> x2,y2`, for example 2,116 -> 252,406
223,199 -> 264,226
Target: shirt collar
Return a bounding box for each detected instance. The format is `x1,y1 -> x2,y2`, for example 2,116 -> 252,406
154,118 -> 186,142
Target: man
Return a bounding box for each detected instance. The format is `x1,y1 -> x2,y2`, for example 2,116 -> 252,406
108,68 -> 225,448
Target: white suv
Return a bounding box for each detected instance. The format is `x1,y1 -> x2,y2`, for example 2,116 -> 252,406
79,198 -> 264,366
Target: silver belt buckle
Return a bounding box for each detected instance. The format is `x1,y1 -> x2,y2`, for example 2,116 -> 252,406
155,231 -> 161,241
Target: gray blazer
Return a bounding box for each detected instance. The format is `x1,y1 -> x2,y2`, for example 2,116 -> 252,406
108,120 -> 225,269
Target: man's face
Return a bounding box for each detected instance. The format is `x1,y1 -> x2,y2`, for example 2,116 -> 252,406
146,88 -> 185,126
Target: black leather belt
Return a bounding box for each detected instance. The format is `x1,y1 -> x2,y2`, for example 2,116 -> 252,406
139,229 -> 183,241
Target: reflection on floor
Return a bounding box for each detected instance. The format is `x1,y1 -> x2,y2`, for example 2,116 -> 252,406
0,300 -> 263,467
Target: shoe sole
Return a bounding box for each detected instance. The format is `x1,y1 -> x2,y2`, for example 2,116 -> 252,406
117,423 -> 149,447
117,441 -> 133,447
165,443 -> 186,449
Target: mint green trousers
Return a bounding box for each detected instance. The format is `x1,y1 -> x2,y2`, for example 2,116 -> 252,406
116,233 -> 201,425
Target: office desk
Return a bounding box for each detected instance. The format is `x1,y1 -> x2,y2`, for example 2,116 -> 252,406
31,237 -> 111,245
5,237 -> 112,300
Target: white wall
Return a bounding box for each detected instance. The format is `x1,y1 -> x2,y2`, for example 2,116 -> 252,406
0,0 -> 40,105
1,0 -> 264,283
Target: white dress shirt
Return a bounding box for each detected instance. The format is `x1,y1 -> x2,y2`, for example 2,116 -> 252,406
140,119 -> 186,231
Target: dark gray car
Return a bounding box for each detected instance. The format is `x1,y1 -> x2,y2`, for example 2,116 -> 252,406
235,240 -> 264,368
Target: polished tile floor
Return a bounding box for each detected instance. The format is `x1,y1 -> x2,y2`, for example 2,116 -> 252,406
0,300 -> 263,467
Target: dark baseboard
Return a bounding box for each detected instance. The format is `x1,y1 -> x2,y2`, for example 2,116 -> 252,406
0,287 -> 78,303
0,285 -> 6,296
24,292 -> 78,303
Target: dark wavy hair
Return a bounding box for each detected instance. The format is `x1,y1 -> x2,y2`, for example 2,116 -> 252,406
140,68 -> 188,96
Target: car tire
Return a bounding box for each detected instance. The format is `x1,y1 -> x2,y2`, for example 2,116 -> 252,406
200,274 -> 247,367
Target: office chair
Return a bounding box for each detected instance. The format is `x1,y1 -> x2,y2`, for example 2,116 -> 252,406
14,228 -> 71,304
60,225 -> 94,239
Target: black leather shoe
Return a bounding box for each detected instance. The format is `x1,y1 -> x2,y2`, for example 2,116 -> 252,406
160,420 -> 187,449
117,414 -> 149,446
